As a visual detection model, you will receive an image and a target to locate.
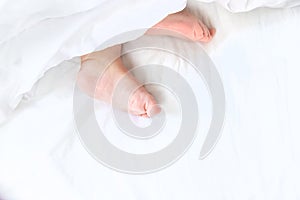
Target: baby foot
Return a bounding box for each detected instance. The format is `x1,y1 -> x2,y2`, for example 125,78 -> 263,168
148,9 -> 215,42
77,45 -> 160,117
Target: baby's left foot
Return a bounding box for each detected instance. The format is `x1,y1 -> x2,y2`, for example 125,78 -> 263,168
78,45 -> 160,117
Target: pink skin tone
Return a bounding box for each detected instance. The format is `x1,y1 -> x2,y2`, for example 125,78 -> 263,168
147,9 -> 215,42
78,9 -> 215,117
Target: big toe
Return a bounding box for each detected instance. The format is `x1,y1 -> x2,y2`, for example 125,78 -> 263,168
128,88 -> 161,118
210,28 -> 216,37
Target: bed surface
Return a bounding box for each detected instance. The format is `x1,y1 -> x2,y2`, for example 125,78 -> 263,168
1,2 -> 300,200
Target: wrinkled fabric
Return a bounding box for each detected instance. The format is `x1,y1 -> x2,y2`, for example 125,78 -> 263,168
1,2 -> 300,200
197,0 -> 300,12
0,0 -> 187,124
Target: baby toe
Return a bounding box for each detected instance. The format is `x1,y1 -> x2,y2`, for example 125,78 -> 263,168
128,88 -> 160,117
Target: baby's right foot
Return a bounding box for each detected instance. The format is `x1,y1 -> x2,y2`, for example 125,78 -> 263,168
148,9 -> 215,42
77,45 -> 160,117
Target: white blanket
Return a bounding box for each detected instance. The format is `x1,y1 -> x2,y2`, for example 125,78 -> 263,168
1,0 -> 300,123
1,1 -> 300,200
197,0 -> 300,12
0,0 -> 186,123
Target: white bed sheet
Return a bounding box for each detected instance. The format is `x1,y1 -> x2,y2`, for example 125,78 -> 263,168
1,2 -> 300,200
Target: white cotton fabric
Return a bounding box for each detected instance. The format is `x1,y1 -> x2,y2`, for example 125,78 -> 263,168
196,0 -> 300,12
0,0 -> 187,124
1,2 -> 300,200
1,0 -> 300,123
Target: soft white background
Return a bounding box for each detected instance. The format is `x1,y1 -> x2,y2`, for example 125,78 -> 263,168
1,0 -> 300,200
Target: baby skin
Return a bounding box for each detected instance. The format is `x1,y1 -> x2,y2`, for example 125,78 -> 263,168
78,9 -> 215,117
